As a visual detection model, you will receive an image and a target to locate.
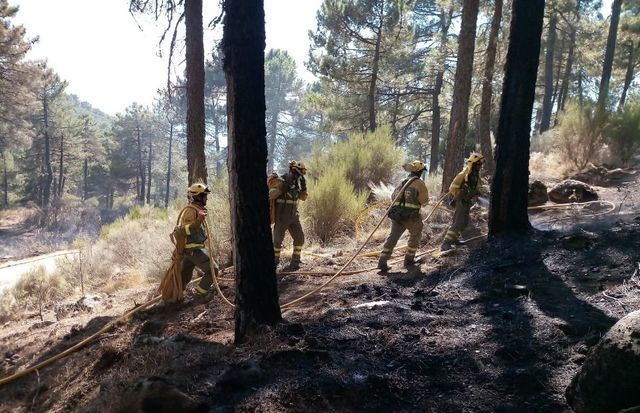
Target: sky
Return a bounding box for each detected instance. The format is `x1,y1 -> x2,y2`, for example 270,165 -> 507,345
12,0 -> 323,115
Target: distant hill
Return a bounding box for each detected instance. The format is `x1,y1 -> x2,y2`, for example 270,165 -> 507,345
66,94 -> 114,130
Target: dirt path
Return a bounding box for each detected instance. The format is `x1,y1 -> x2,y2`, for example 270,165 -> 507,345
0,249 -> 80,293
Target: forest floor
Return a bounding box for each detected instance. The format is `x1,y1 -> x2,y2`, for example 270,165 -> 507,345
1,174 -> 640,412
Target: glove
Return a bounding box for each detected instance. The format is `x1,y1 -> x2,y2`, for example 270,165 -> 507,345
299,176 -> 307,192
197,210 -> 207,222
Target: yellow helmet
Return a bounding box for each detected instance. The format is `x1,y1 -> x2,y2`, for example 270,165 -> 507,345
465,152 -> 484,165
187,183 -> 211,196
402,160 -> 426,173
289,160 -> 307,175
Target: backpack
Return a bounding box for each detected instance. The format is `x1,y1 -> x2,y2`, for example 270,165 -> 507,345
387,177 -> 419,222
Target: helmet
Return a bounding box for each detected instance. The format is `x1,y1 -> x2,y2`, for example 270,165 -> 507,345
402,160 -> 426,173
465,153 -> 484,165
187,183 -> 211,196
289,160 -> 307,175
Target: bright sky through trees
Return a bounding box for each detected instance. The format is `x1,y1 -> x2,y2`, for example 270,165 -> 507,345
13,0 -> 322,115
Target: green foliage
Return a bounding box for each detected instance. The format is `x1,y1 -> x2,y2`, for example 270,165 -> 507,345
301,167 -> 367,244
606,102 -> 640,165
557,101 -> 608,170
308,126 -> 403,191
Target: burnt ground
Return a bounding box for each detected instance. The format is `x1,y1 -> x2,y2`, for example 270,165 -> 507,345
1,217 -> 639,412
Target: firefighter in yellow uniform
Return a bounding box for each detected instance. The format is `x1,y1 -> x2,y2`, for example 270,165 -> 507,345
178,183 -> 218,296
441,153 -> 484,252
269,160 -> 308,271
378,160 -> 429,272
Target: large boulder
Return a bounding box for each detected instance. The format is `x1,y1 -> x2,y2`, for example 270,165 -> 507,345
571,163 -> 636,187
566,310 -> 640,413
548,180 -> 598,204
528,180 -> 549,206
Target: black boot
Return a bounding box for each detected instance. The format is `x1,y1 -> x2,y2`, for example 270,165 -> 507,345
440,240 -> 456,252
284,259 -> 300,272
377,258 -> 390,273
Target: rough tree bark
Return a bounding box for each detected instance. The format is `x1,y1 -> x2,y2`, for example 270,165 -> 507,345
442,0 -> 480,191
618,41 -> 637,110
598,0 -> 623,110
185,0 -> 207,185
489,0 -> 545,236
478,0 -> 503,175
165,122 -> 173,208
222,0 -> 282,344
429,8 -> 453,175
540,7 -> 557,133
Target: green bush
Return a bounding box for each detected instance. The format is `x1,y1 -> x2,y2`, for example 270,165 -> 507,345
307,126 -> 403,191
301,167 -> 367,244
606,102 -> 640,165
557,101 -> 608,170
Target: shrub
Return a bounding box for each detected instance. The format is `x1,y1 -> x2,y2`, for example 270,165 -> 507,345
13,266 -> 73,321
301,167 -> 367,244
605,102 -> 640,166
557,102 -> 608,170
307,126 -> 403,191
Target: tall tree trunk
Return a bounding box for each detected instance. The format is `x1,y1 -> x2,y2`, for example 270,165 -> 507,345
83,158 -> 88,201
2,151 -> 7,208
489,0 -> 545,236
558,21 -> 577,114
165,122 -> 173,208
212,100 -> 222,178
618,41 -> 637,110
146,138 -> 152,204
267,112 -> 278,172
43,93 -> 53,208
478,0 -> 503,175
578,68 -> 584,104
223,0 -> 282,344
598,0 -> 623,110
58,134 -> 64,197
540,8 -> 557,133
136,124 -> 145,204
429,9 -> 452,175
368,27 -> 382,132
185,0 -> 207,185
441,0 -> 480,192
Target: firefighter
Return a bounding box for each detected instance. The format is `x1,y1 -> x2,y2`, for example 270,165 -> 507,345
269,160 -> 308,271
440,153 -> 484,252
378,160 -> 429,272
178,183 -> 218,297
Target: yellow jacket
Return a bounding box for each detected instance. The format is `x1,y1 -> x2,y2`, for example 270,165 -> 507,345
449,165 -> 480,199
394,177 -> 429,209
179,203 -> 207,249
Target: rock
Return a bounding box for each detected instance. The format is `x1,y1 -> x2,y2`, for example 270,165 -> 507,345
571,163 -> 636,187
566,310 -> 640,413
528,180 -> 549,206
548,180 -> 598,204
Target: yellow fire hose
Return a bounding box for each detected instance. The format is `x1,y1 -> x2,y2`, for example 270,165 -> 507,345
0,191 -> 616,386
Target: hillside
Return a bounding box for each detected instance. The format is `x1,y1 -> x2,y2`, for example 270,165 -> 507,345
1,175 -> 639,412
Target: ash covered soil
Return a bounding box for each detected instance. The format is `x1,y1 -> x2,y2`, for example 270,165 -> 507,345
1,181 -> 640,412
